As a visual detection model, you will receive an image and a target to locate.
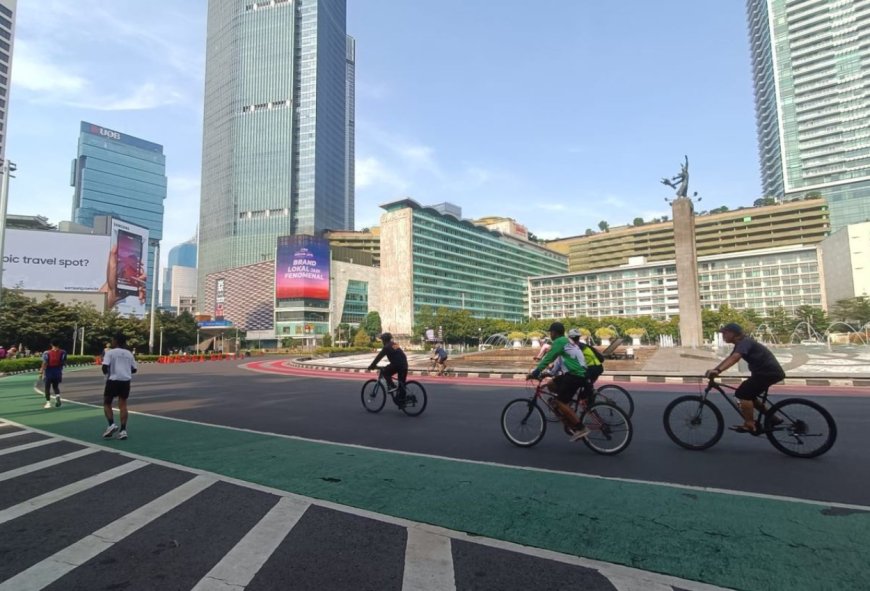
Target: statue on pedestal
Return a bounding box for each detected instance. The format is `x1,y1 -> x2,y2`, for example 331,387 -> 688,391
661,155 -> 689,198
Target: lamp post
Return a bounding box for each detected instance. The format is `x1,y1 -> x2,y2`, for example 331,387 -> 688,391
148,239 -> 160,354
159,326 -> 164,356
0,160 -> 17,306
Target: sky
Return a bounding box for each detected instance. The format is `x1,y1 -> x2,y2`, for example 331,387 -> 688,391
6,0 -> 761,264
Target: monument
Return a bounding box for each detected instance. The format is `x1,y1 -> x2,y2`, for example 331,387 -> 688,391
662,156 -> 703,348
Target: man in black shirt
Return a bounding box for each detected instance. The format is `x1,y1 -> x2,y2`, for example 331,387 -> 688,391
367,333 -> 408,403
706,323 -> 786,433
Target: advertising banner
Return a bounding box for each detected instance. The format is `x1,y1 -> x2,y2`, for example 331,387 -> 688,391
215,278 -> 226,320
275,236 -> 330,300
2,229 -> 110,292
109,219 -> 149,318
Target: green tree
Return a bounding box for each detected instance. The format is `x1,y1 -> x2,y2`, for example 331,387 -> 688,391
830,297 -> 870,326
794,305 -> 827,332
321,333 -> 332,347
584,228 -> 594,236
632,217 -> 644,226
361,311 -> 382,341
353,328 -> 370,347
598,220 -> 610,232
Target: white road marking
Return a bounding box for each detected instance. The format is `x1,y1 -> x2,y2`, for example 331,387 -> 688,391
190,496 -> 310,591
402,527 -> 456,591
0,438 -> 57,456
0,475 -> 215,591
0,448 -> 99,482
0,460 -> 147,525
0,430 -> 30,440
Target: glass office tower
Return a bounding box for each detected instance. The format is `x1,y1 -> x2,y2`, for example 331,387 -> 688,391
198,0 -> 354,301
162,239 -> 197,308
747,0 -> 870,230
0,0 -> 16,164
71,121 -> 167,307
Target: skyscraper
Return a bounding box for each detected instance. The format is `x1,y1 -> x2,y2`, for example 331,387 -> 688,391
71,121 -> 167,307
0,0 -> 16,164
747,0 -> 870,231
162,238 -> 197,310
198,0 -> 354,301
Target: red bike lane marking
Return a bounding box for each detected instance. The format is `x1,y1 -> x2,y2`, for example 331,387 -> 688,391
241,360 -> 870,397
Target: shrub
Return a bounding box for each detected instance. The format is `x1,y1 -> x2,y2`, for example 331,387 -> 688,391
0,355 -> 99,373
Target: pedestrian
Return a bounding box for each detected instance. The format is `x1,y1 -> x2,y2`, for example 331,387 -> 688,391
40,340 -> 67,408
101,333 -> 138,440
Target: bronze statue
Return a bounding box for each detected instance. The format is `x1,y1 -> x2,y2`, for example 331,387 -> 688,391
661,155 -> 689,198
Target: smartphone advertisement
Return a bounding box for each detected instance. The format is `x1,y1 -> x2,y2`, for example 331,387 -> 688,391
110,219 -> 149,317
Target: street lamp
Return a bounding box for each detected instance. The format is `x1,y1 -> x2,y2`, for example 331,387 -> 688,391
0,160 -> 17,306
159,326 -> 164,356
148,239 -> 160,354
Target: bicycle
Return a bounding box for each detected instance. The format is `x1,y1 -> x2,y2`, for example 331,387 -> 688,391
428,358 -> 453,376
663,378 -> 837,458
501,376 -> 633,455
361,368 -> 428,416
540,376 -> 634,420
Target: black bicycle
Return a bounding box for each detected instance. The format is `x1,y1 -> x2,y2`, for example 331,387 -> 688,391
541,378 -> 634,420
663,378 -> 837,458
361,368 -> 428,416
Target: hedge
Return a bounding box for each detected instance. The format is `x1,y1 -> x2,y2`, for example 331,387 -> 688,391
0,355 -> 98,373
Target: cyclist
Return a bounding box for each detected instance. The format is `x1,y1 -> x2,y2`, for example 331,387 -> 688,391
431,342 -> 448,375
367,332 -> 409,404
568,329 -> 604,399
705,322 -> 785,433
529,322 -> 590,441
533,337 -> 551,362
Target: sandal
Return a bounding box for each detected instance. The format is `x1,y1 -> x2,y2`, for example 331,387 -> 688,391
729,425 -> 756,434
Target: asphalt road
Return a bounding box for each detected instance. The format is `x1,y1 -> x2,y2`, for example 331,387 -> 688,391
53,360 -> 868,506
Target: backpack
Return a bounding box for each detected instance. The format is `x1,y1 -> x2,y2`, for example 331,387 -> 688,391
47,349 -> 65,368
580,342 -> 605,364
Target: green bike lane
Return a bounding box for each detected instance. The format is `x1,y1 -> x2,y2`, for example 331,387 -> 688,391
2,373 -> 867,591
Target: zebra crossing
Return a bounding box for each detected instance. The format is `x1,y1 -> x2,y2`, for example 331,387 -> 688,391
0,421 -> 729,591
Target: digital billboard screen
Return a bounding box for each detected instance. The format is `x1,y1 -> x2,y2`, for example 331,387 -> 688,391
275,236 -> 330,300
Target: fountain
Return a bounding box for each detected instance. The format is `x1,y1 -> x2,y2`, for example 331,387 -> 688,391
750,323 -> 779,345
789,321 -> 824,345
482,333 -> 510,349
823,322 -> 868,346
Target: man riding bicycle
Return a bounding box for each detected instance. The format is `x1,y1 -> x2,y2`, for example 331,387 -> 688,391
705,323 -> 785,433
529,322 -> 590,441
567,329 -> 604,399
367,332 -> 409,404
431,342 -> 448,375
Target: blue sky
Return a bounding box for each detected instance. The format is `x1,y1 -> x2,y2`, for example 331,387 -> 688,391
7,0 -> 760,262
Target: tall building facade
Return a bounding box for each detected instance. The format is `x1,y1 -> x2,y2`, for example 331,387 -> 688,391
198,0 -> 354,302
162,239 -> 198,310
71,121 -> 167,307
747,0 -> 870,230
0,0 -> 16,163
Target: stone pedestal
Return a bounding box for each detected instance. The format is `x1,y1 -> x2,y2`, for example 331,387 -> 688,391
671,197 -> 703,347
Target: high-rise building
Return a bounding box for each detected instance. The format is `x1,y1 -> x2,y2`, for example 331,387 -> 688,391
198,0 -> 354,303
71,121 -> 167,307
747,0 -> 870,230
345,35 -> 355,231
0,0 -> 16,163
162,239 -> 197,310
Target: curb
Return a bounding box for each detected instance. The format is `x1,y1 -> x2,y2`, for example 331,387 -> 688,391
288,359 -> 870,388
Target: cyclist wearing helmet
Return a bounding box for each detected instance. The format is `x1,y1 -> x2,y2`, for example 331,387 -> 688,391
705,323 -> 785,433
368,332 -> 409,403
529,322 -> 590,441
568,328 -> 604,399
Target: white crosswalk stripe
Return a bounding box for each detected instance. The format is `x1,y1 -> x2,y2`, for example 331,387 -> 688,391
0,438 -> 57,456
0,448 -> 99,482
191,496 -> 311,591
402,527 -> 457,591
0,430 -> 30,440
0,460 -> 147,525
0,475 -> 215,591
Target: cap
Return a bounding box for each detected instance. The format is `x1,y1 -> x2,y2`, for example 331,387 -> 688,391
719,323 -> 743,334
567,328 -> 581,339
379,332 -> 393,342
547,322 -> 565,335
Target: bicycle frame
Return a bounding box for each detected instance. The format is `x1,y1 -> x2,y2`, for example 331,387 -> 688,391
703,379 -> 772,426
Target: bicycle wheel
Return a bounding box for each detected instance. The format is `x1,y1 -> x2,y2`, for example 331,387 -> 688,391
764,398 -> 837,458
360,379 -> 386,413
595,384 -> 635,418
501,398 -> 546,447
400,381 -> 428,416
663,395 -> 723,450
579,403 -> 632,455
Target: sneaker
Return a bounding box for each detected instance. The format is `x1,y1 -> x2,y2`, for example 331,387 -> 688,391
117,429 -> 128,440
55,395 -> 62,408
569,427 -> 590,442
102,424 -> 119,439
43,401 -> 52,409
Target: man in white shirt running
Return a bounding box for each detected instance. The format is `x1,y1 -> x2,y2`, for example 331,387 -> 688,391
101,333 -> 138,440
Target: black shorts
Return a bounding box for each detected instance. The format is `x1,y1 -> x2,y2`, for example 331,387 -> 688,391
735,373 -> 784,401
551,373 -> 588,403
104,380 -> 132,403
586,365 -> 603,384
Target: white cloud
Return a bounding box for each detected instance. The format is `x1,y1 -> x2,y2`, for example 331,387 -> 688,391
356,156 -> 409,192
540,204 -> 566,212
11,41 -> 87,93
71,83 -> 186,112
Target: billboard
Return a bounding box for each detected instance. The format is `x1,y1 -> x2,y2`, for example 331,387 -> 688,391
275,236 -> 330,300
2,229 -> 110,292
215,278 -> 225,320
110,219 -> 149,317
